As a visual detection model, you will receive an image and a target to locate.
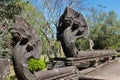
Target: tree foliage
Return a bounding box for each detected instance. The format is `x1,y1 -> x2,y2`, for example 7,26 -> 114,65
75,39 -> 89,51
87,9 -> 120,49
0,0 -> 26,58
0,0 -> 25,20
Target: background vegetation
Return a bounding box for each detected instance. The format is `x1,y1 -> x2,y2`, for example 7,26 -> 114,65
28,58 -> 46,72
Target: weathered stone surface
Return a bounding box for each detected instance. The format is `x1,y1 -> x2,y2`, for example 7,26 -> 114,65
57,7 -> 89,57
0,58 -> 10,80
77,50 -> 117,58
10,15 -> 42,80
35,66 -> 76,80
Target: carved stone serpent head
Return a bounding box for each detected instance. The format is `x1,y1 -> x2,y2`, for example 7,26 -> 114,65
57,7 -> 89,57
9,15 -> 42,80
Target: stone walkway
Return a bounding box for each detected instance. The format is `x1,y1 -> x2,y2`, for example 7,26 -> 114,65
86,57 -> 120,80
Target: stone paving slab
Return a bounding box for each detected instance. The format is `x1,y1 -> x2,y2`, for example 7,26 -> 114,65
86,58 -> 120,80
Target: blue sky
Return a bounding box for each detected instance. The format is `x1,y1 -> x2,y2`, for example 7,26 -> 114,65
30,0 -> 120,19
29,0 -> 120,37
93,0 -> 120,18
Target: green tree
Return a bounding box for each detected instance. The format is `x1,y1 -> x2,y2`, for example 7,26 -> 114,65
87,9 -> 120,49
0,0 -> 26,58
75,39 -> 89,51
0,0 -> 25,20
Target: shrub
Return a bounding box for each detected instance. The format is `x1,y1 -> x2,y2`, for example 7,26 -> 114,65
117,52 -> 120,57
8,75 -> 17,80
75,39 -> 89,51
28,58 -> 46,72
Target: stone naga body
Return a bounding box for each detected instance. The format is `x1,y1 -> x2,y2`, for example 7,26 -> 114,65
10,15 -> 42,80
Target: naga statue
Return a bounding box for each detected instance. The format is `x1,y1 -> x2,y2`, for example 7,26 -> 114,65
9,15 -> 77,80
9,15 -> 42,80
57,7 -> 89,57
9,7 -> 117,80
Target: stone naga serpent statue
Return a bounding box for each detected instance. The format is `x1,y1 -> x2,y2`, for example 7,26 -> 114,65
57,7 -> 89,57
9,7 -> 89,80
9,15 -> 42,80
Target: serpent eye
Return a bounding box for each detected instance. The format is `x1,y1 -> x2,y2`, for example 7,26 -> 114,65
12,32 -> 21,43
65,20 -> 71,27
26,44 -> 33,52
19,37 -> 29,45
76,30 -> 84,36
83,25 -> 87,27
71,23 -> 79,31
